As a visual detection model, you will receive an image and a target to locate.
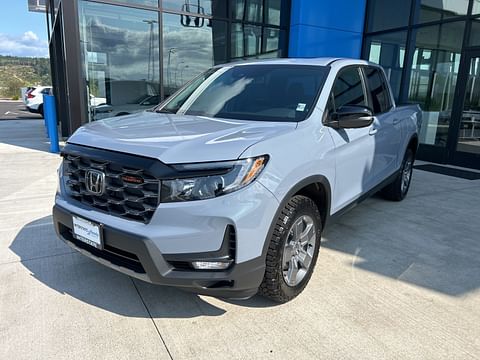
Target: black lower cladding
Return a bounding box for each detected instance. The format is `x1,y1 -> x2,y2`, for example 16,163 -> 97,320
52,205 -> 265,298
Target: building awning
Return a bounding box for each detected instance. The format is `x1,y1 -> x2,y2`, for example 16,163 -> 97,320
27,0 -> 46,12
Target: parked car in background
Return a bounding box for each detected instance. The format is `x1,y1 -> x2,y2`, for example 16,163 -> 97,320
21,87 -> 35,105
25,86 -> 52,117
53,58 -> 421,303
91,94 -> 160,120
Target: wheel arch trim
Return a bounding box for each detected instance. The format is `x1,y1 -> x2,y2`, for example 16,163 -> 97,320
260,175 -> 332,260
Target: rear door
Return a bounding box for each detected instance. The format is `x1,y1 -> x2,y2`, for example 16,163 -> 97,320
363,66 -> 401,182
327,66 -> 376,213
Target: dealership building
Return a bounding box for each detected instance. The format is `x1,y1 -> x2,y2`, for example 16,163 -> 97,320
28,0 -> 480,169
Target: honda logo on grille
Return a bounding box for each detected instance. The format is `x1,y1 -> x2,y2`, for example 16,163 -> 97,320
85,169 -> 105,195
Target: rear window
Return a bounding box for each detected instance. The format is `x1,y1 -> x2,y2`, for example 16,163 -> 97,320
159,65 -> 329,122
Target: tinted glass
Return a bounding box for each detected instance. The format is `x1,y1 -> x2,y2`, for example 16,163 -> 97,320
418,0 -> 469,23
231,24 -> 285,60
114,0 -> 158,7
231,0 -> 263,22
364,31 -> 407,101
456,56 -> 480,154
265,0 -> 281,25
469,20 -> 480,46
474,1 -> 480,14
408,22 -> 465,147
78,1 -> 160,122
162,0 -> 227,18
163,13 -> 227,96
332,67 -> 367,110
365,67 -> 391,114
161,65 -> 329,122
366,0 -> 412,32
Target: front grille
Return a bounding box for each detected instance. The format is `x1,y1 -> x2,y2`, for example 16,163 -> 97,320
63,152 -> 160,223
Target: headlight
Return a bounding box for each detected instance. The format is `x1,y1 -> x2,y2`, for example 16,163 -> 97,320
161,155 -> 269,202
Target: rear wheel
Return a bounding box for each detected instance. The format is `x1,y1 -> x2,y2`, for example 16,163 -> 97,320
259,195 -> 322,303
38,104 -> 44,118
381,148 -> 414,201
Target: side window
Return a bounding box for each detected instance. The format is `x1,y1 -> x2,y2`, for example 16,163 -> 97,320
331,67 -> 367,110
364,67 -> 392,114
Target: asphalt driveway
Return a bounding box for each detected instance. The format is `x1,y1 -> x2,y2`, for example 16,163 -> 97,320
0,100 -> 42,120
1,119 -> 479,359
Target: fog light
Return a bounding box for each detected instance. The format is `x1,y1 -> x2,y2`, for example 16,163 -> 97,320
191,261 -> 232,270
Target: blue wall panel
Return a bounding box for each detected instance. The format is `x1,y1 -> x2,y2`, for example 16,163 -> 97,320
289,0 -> 367,58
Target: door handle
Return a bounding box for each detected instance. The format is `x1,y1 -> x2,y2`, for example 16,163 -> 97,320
369,127 -> 378,135
393,118 -> 401,125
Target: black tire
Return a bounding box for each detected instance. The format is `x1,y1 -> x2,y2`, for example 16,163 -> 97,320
381,148 -> 414,201
259,195 -> 322,303
38,104 -> 44,118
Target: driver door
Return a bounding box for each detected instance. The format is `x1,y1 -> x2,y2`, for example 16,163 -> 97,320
326,66 -> 376,213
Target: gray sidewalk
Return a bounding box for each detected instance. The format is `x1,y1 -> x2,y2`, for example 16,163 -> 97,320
1,119 -> 479,359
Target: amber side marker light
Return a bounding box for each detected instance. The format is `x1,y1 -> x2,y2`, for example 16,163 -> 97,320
241,156 -> 268,186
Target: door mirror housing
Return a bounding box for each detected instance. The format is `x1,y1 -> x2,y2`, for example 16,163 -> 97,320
328,105 -> 374,129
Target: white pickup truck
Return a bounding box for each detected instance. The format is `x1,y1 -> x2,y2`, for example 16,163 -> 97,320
53,58 -> 421,302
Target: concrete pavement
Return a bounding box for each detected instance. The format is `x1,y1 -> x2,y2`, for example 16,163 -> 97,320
1,119 -> 479,359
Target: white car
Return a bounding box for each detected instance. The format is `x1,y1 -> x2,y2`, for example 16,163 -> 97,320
25,86 -> 52,117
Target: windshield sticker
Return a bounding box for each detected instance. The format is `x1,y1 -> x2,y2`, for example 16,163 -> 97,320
296,103 -> 306,112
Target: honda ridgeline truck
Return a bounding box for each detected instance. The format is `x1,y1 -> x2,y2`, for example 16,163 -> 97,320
53,58 -> 421,303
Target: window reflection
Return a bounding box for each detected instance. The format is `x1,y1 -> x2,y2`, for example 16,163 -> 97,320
365,31 -> 407,101
162,0 -> 227,18
162,13 -> 227,96
408,22 -> 465,147
230,0 -> 263,22
469,20 -> 480,46
456,57 -> 480,154
114,0 -> 159,7
231,24 -> 284,60
265,0 -> 281,26
473,0 -> 480,14
366,0 -> 412,32
78,1 -> 160,122
418,0 -> 469,23
77,0 -> 288,122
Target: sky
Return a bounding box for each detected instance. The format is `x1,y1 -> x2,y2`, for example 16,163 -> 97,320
0,1 -> 49,57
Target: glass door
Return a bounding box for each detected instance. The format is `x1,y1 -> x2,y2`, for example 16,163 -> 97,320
449,50 -> 480,169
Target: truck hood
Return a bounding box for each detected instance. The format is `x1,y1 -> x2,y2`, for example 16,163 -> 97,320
67,111 -> 297,163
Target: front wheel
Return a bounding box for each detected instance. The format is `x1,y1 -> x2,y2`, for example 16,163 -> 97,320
259,195 -> 322,303
381,148 -> 414,201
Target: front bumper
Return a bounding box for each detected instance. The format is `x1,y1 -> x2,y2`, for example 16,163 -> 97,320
53,180 -> 279,299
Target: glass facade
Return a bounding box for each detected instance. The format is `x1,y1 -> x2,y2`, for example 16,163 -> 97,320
364,0 -> 480,168
408,22 -> 464,146
78,2 -> 161,121
364,31 -> 407,100
49,0 -> 289,126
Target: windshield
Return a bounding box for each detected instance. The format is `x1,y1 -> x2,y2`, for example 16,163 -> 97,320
157,65 -> 329,122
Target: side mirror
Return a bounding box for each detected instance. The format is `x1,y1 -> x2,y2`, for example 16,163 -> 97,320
328,105 -> 374,129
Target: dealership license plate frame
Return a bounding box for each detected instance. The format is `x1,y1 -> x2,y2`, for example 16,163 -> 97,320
72,215 -> 104,250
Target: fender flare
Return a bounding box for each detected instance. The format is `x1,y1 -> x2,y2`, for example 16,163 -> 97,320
260,175 -> 332,260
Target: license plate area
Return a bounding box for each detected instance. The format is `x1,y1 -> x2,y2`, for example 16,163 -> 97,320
72,216 -> 103,250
